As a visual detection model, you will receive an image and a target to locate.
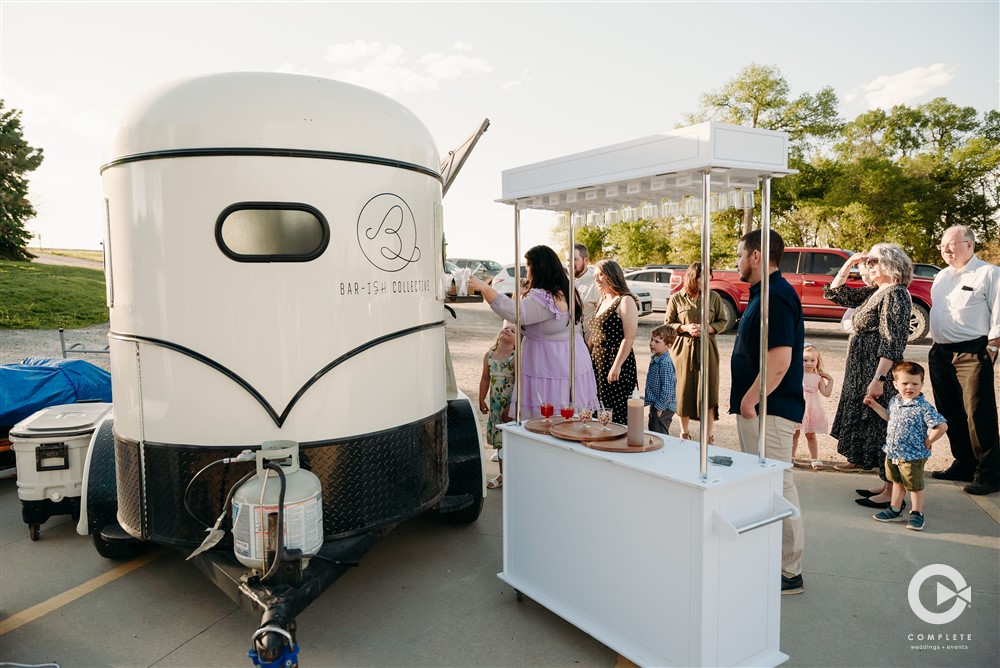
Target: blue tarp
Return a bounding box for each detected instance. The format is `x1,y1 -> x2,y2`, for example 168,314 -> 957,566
0,358 -> 112,427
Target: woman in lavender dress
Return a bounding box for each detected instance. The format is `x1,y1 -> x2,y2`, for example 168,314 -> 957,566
468,245 -> 599,418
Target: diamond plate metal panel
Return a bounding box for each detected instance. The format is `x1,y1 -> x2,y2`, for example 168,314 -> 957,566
114,435 -> 143,538
113,410 -> 447,546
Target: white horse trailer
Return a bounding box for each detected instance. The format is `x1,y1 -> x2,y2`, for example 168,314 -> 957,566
79,72 -> 487,666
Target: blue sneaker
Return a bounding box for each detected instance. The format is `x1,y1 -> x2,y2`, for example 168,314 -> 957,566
906,511 -> 925,531
873,507 -> 905,522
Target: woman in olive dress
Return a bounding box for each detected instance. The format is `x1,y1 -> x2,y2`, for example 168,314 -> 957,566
825,243 -> 913,509
663,262 -> 726,443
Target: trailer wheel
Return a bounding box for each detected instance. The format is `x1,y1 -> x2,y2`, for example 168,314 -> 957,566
441,396 -> 485,525
29,524 -> 40,541
717,294 -> 738,334
91,531 -> 140,560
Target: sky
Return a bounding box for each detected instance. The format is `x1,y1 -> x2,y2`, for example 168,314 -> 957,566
1,0 -> 998,264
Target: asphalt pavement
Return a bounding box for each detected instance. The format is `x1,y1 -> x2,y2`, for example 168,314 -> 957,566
0,456 -> 997,668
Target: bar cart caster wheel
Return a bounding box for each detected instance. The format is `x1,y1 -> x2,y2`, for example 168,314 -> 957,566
29,524 -> 40,541
515,590 -> 524,602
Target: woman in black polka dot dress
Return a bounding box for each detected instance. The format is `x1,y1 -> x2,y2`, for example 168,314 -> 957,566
589,259 -> 639,424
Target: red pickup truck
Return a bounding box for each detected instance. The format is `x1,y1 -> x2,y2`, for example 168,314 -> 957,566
704,247 -> 933,343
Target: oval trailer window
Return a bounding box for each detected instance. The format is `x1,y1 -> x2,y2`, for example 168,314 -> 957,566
216,203 -> 329,262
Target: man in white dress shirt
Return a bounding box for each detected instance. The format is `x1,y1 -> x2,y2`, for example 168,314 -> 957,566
928,225 -> 1000,495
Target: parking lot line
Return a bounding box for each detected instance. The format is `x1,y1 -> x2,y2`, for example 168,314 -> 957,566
0,546 -> 168,636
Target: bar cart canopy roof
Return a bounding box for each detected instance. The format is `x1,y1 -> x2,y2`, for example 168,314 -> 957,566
499,122 -> 796,210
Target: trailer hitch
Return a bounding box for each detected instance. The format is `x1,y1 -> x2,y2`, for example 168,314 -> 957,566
248,621 -> 298,668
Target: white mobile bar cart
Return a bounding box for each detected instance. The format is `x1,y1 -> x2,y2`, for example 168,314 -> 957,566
496,122 -> 797,667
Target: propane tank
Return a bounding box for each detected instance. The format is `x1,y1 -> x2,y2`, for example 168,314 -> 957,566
232,440 -> 324,569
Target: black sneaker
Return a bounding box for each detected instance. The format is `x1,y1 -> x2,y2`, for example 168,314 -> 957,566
781,574 -> 804,595
963,480 -> 1000,495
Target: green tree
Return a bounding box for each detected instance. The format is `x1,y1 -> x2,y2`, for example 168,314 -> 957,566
811,99 -> 1000,262
684,63 -> 844,234
669,213 -> 744,269
0,101 -> 44,261
604,219 -> 671,268
573,224 -> 609,262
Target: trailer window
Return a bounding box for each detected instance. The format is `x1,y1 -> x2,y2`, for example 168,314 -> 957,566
216,203 -> 329,262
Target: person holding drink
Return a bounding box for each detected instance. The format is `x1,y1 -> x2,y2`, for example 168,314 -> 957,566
468,245 -> 599,420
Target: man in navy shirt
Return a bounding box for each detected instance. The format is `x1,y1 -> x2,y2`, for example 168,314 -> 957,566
730,229 -> 806,595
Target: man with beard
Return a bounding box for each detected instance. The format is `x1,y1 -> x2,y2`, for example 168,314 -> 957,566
730,229 -> 806,595
574,243 -> 599,342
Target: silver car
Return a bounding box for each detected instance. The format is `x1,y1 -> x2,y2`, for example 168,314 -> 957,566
625,269 -> 676,312
448,258 -> 503,282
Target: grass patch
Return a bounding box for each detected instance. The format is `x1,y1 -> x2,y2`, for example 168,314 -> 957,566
38,248 -> 104,263
0,261 -> 108,329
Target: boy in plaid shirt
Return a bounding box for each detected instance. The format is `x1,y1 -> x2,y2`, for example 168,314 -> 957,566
645,325 -> 678,435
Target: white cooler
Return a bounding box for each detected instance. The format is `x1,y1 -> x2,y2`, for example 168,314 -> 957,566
10,402 -> 112,541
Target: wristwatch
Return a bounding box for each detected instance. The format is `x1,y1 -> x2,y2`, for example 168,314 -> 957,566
988,345 -> 999,354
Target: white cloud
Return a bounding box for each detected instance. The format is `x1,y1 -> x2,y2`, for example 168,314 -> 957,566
325,40 -> 385,64
320,41 -> 492,97
860,63 -> 955,109
418,53 -> 492,80
500,80 -> 523,91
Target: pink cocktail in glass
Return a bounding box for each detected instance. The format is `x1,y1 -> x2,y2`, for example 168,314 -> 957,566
539,402 -> 555,422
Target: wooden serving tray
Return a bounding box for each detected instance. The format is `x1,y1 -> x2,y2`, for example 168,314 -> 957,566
524,417 -> 566,434
549,420 -> 626,442
582,433 -> 664,452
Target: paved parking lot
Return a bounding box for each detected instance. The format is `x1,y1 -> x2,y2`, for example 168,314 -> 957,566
1,309 -> 997,667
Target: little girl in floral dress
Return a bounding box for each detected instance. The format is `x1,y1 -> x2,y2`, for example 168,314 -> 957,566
478,322 -> 516,489
794,343 -> 834,470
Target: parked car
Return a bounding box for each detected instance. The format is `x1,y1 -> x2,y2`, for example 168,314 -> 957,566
633,289 -> 654,317
492,264 -> 653,317
705,247 -> 933,342
448,258 -> 503,282
913,263 -> 941,279
491,263 -> 528,297
625,269 -> 675,312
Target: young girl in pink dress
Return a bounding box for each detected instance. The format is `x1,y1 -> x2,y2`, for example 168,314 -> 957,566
794,344 -> 834,470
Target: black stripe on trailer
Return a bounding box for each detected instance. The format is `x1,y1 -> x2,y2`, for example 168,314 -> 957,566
109,320 -> 445,427
99,147 -> 444,181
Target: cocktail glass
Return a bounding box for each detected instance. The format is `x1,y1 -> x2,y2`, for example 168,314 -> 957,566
597,407 -> 613,431
577,405 -> 593,428
560,402 -> 575,420
539,401 -> 555,423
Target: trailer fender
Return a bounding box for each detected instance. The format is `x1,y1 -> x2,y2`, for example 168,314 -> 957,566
77,414 -> 117,536
438,391 -> 485,524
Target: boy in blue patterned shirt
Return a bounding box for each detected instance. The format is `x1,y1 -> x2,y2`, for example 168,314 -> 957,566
645,325 -> 678,435
863,361 -> 948,531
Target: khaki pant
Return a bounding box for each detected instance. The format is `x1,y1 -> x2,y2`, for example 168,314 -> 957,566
737,414 -> 804,579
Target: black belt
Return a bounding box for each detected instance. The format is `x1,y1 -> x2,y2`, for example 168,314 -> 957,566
932,336 -> 987,354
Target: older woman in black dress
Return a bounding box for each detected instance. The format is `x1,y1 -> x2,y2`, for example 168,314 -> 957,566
589,259 -> 639,424
825,243 -> 914,508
